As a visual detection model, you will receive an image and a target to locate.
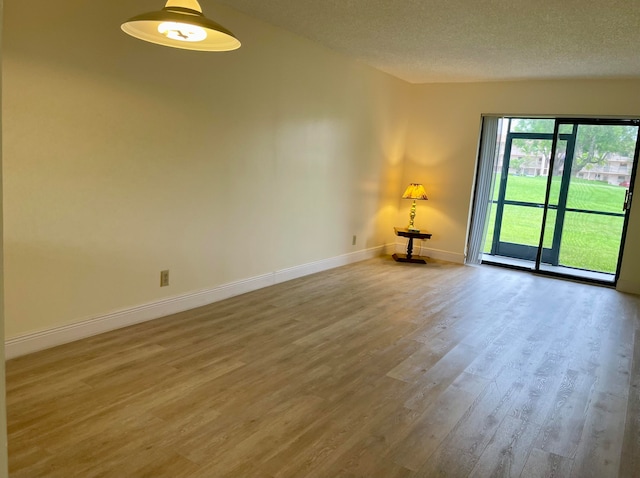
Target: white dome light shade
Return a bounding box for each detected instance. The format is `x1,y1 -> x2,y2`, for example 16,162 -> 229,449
121,0 -> 241,52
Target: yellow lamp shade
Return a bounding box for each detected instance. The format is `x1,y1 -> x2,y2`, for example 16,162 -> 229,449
402,183 -> 428,200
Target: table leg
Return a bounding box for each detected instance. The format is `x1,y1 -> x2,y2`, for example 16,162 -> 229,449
406,237 -> 414,259
392,237 -> 427,264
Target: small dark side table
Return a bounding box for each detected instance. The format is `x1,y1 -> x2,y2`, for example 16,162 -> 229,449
392,227 -> 432,264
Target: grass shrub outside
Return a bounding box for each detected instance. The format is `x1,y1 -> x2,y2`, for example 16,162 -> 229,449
484,174 -> 627,273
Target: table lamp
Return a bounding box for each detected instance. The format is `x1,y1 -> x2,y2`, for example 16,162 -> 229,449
402,183 -> 428,232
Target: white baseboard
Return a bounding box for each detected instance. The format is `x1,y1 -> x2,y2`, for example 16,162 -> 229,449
274,245 -> 387,282
5,245 -> 389,359
616,279 -> 640,295
393,242 -> 465,264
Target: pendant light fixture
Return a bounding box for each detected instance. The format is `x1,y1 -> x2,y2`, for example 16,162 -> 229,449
121,0 -> 241,52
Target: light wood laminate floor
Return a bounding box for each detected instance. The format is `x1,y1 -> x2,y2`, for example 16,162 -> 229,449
7,257 -> 640,477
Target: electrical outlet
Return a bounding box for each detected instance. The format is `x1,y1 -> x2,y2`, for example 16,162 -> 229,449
352,235 -> 357,245
160,270 -> 169,287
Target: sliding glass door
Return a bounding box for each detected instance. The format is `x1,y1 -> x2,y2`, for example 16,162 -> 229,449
478,117 -> 640,284
489,121 -> 565,262
537,120 -> 638,281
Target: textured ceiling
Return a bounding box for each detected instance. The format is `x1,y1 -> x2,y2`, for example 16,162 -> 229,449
213,0 -> 640,84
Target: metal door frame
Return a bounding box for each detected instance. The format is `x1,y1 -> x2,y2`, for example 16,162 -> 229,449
535,118 -> 640,283
490,122 -> 574,263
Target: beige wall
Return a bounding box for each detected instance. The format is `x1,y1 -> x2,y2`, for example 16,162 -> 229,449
403,79 -> 640,293
2,0 -> 410,338
0,0 -> 9,473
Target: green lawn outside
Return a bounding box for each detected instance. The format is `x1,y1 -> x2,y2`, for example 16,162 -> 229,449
484,174 -> 628,273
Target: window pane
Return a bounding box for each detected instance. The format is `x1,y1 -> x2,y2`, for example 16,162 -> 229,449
510,118 -> 555,134
558,212 -> 624,273
558,124 -> 574,134
499,205 -> 543,246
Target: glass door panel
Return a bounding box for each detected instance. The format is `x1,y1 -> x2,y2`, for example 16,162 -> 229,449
504,139 -> 550,204
500,205 -> 544,246
491,135 -> 554,262
558,212 -> 624,273
539,122 -> 639,281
